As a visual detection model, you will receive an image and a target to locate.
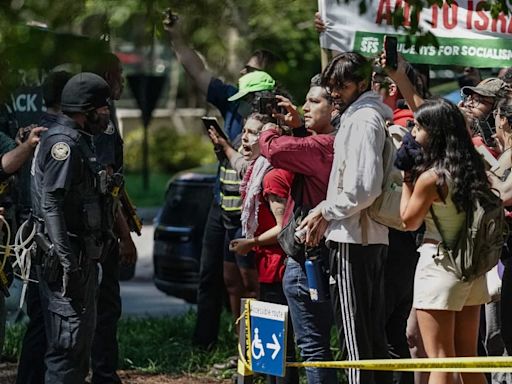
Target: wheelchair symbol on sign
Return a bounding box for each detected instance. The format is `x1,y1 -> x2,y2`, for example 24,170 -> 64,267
251,328 -> 265,360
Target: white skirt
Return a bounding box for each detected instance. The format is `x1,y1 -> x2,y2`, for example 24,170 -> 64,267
413,243 -> 490,311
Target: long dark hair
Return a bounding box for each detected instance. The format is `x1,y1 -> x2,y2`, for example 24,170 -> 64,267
414,98 -> 490,212
320,52 -> 371,92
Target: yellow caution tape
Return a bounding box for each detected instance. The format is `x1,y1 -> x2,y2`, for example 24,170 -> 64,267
238,298 -> 512,374
245,299 -> 252,370
286,357 -> 512,372
237,299 -> 512,376
236,299 -> 253,376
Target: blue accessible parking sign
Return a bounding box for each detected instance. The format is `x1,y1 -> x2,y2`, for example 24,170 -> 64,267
249,300 -> 288,377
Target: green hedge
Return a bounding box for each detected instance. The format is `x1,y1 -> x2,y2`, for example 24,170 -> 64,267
124,126 -> 216,174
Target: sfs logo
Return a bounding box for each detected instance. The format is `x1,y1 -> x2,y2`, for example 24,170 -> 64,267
360,37 -> 379,54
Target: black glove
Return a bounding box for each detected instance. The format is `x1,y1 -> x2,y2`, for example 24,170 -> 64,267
394,132 -> 423,171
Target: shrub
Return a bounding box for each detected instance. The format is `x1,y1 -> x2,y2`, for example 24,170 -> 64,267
124,126 -> 216,173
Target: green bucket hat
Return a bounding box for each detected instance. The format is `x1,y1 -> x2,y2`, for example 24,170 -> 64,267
462,77 -> 510,99
227,71 -> 276,101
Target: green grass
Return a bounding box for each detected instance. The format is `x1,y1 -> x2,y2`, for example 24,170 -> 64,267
4,310 -> 346,381
124,172 -> 173,208
117,310 -> 237,374
4,323 -> 25,362
5,310 -> 237,374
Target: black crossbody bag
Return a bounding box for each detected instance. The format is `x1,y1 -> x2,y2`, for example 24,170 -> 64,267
277,174 -> 309,261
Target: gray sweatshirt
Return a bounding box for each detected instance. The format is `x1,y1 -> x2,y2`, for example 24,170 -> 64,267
318,91 -> 393,245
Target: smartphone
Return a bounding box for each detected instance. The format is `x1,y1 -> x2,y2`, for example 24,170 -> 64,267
201,116 -> 229,142
384,35 -> 398,70
258,96 -> 278,115
473,119 -> 496,148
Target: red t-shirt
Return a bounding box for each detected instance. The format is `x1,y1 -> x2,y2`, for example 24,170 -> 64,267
253,168 -> 293,283
393,107 -> 414,128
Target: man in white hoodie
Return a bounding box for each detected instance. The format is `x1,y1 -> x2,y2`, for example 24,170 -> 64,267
300,52 -> 393,384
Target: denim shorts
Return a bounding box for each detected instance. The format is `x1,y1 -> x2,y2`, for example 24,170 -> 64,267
223,227 -> 256,269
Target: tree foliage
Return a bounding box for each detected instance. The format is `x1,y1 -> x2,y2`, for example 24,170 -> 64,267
153,0 -> 321,99
1,0 -> 511,101
0,0 -> 321,101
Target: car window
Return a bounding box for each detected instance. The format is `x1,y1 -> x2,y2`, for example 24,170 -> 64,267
159,182 -> 213,227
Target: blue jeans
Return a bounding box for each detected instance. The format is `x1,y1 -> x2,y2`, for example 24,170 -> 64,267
282,257 -> 337,384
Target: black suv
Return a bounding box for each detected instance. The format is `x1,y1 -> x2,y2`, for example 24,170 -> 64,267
153,164 -> 216,303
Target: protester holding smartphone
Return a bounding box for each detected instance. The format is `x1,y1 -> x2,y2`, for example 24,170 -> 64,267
258,75 -> 340,384
206,117 -> 260,334
201,117 -> 229,143
163,11 -> 281,349
376,45 -> 432,384
229,113 -> 299,384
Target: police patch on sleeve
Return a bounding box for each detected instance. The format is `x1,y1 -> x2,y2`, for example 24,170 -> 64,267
51,142 -> 71,161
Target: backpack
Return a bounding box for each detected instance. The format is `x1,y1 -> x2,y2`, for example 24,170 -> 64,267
366,124 -> 406,231
431,189 -> 508,282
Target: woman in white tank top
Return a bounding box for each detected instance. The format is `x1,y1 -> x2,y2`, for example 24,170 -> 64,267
400,98 -> 490,384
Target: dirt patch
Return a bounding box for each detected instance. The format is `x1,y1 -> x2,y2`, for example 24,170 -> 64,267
118,371 -> 231,384
0,364 -> 231,384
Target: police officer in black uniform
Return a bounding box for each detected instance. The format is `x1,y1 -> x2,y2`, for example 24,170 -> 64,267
31,72 -> 113,384
88,51 -> 137,384
16,70 -> 72,384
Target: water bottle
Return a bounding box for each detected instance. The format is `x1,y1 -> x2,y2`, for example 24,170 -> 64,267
305,255 -> 329,302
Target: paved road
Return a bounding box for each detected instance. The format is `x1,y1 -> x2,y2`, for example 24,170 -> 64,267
120,224 -> 195,318
6,222 -> 195,321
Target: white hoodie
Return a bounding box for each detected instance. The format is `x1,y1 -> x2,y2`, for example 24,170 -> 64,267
318,91 -> 393,245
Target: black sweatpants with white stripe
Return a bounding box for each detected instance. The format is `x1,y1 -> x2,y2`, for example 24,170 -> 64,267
329,242 -> 392,384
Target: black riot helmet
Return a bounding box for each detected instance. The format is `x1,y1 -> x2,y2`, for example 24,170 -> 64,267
61,72 -> 111,114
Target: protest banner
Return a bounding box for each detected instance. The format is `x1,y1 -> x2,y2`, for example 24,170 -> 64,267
318,0 -> 512,67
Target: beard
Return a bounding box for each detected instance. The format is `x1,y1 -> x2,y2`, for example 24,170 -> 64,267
85,111 -> 110,135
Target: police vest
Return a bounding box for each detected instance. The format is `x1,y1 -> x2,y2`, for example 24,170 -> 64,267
44,126 -> 114,234
219,160 -> 242,229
